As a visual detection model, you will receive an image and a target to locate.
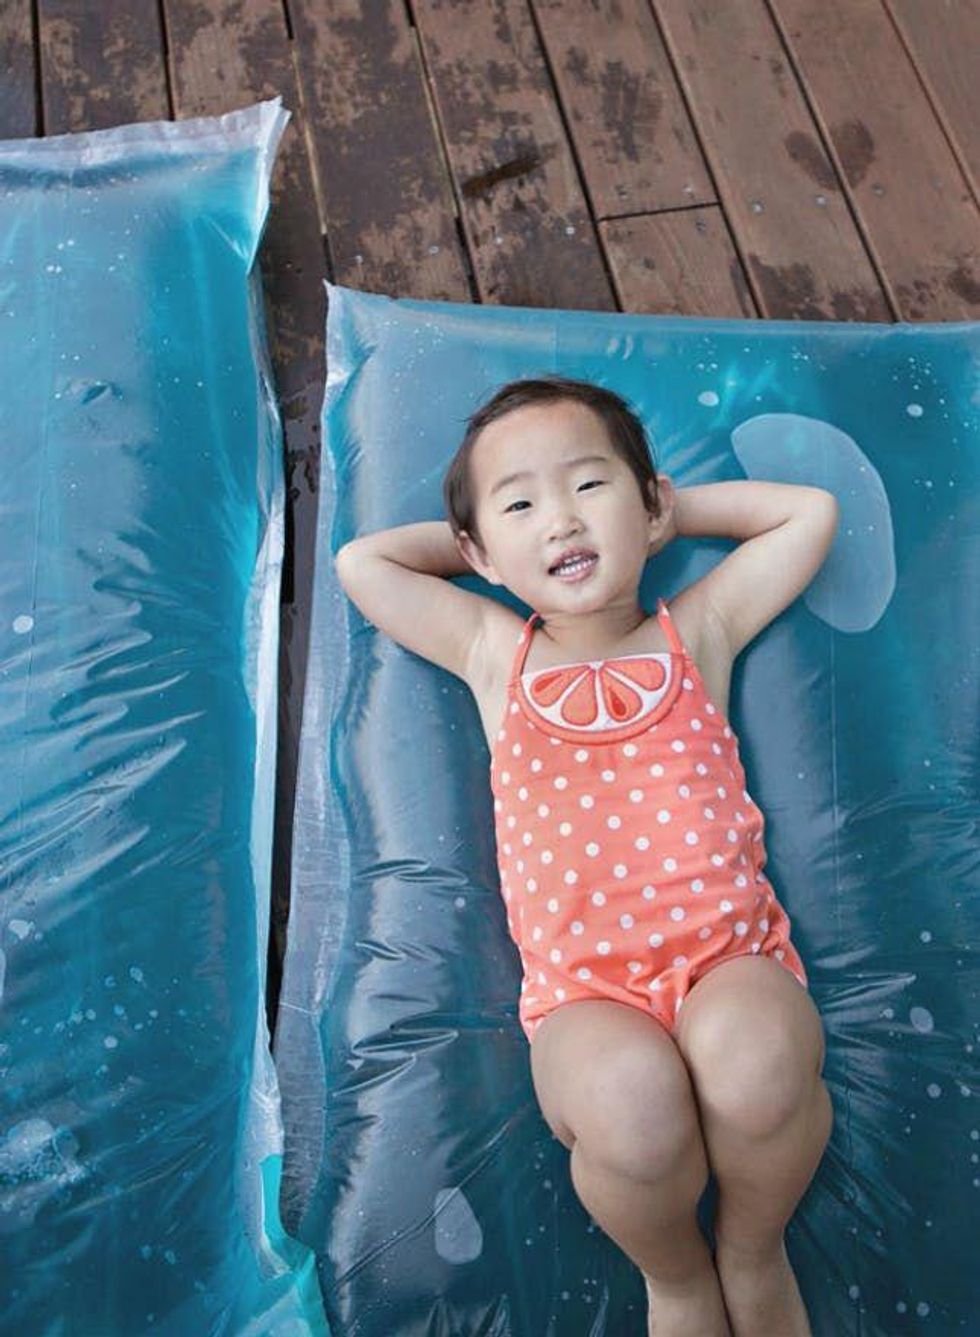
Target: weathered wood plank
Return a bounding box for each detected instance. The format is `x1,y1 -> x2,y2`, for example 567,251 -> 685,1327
289,0 -> 470,300
653,0 -> 888,321
531,0 -> 715,219
772,0 -> 979,320
888,0 -> 980,200
0,1 -> 37,138
38,0 -> 169,132
601,207 -> 755,315
413,0 -> 614,306
163,0 -> 329,1035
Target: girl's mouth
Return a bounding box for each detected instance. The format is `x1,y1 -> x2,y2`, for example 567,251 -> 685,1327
551,554 -> 598,582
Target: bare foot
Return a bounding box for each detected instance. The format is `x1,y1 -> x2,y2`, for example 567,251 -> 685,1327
644,1266 -> 732,1337
714,1239 -> 811,1337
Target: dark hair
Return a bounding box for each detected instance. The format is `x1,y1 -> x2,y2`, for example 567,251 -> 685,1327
443,374 -> 660,548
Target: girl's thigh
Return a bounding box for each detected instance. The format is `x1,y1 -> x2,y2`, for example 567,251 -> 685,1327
528,997 -> 703,1163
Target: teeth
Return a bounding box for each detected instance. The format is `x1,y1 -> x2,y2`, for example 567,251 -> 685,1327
554,555 -> 595,574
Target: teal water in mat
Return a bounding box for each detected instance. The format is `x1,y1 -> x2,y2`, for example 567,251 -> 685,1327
279,282 -> 978,1335
0,103 -> 328,1336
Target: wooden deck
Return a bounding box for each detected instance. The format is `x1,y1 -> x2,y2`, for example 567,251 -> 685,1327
4,0 -> 978,1032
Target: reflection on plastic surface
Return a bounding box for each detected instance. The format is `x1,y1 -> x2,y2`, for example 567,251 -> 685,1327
279,282 -> 979,1335
0,102 -> 328,1336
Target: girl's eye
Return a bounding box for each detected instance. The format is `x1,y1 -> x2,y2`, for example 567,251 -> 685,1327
503,481 -> 604,514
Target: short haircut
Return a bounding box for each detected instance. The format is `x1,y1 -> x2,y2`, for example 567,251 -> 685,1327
443,374 -> 660,548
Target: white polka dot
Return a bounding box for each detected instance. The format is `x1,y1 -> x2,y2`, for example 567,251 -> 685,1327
537,971 -> 547,984
775,949 -> 785,961
575,748 -> 589,762
512,743 -> 522,756
720,899 -> 733,912
577,967 -> 592,980
690,879 -> 704,893
503,843 -> 512,855
596,941 -> 611,955
522,832 -> 533,845
526,878 -> 537,892
627,960 -> 642,973
703,807 -> 715,820
634,836 -> 650,850
690,718 -> 702,731
585,842 -> 600,857
554,776 -> 568,789
712,743 -> 722,755
696,763 -> 708,775
559,822 -> 572,836
670,906 -> 685,922
550,738 -> 561,746
607,815 -> 621,829
727,830 -> 737,843
678,784 -> 691,798
629,788 -> 644,802
759,918 -> 769,933
613,864 -> 627,879
750,942 -> 761,953
571,920 -> 584,934
532,926 -> 543,941
662,857 -> 677,872
494,799 -> 502,812
734,921 -> 748,936
547,898 -> 560,912
657,809 -> 671,824
683,677 -> 693,690
623,743 -> 638,757
698,926 -> 711,940
717,787 -> 728,798
591,891 -> 606,906
711,854 -> 724,866
648,933 -> 664,947
734,873 -> 747,888
564,870 -> 578,885
537,803 -> 549,817
530,758 -> 542,772
497,729 -> 506,741
549,948 -> 562,963
735,811 -> 745,823
671,740 -> 686,752
517,859 -> 524,872
672,954 -> 688,968
601,769 -> 616,782
518,786 -> 528,800
555,987 -> 566,1000
705,703 -> 716,714
724,726 -> 732,738
685,831 -> 699,845
648,979 -> 662,991
650,763 -> 664,777
641,885 -> 656,899
541,850 -> 553,864
580,795 -> 594,809
619,913 -> 634,929
510,703 -> 518,713
501,771 -> 510,784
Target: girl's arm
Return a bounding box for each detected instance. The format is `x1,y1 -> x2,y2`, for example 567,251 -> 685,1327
335,522 -> 498,687
665,480 -> 839,657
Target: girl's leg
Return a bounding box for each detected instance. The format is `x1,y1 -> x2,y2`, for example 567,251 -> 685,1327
530,999 -> 732,1336
674,955 -> 833,1337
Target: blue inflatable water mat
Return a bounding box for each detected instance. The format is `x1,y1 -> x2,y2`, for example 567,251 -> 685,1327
276,281 -> 979,1335
0,102 -> 328,1336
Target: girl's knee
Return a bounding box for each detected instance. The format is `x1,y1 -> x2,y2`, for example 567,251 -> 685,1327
576,1048 -> 707,1184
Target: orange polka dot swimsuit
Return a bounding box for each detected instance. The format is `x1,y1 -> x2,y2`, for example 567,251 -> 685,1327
490,597 -> 808,1045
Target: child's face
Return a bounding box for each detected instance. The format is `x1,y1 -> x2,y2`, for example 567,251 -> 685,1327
457,399 -> 673,611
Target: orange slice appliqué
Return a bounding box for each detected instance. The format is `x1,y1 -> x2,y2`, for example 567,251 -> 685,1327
528,658 -> 668,729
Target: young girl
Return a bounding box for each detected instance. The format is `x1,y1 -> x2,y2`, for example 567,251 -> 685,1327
335,375 -> 838,1337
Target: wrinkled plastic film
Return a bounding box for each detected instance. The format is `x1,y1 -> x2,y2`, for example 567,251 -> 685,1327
278,282 -> 979,1336
0,101 -> 328,1336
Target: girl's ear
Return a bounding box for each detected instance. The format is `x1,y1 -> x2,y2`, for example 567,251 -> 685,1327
456,529 -> 497,582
